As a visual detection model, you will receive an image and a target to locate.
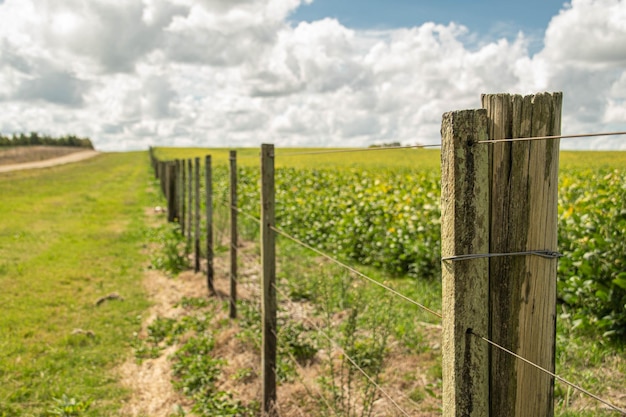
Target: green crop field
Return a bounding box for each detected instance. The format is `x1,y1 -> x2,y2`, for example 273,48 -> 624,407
154,146 -> 626,416
1,148 -> 624,416
156,146 -> 626,337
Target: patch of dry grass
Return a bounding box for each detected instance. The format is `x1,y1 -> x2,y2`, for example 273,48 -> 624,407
0,146 -> 83,165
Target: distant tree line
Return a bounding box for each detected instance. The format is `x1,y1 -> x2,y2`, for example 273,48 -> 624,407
0,132 -> 94,149
368,141 -> 402,148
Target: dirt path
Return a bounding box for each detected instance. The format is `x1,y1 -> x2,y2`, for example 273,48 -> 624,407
0,150 -> 100,173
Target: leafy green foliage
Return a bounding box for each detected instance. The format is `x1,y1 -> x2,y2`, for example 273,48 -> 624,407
175,296 -> 211,309
47,395 -> 92,417
169,316 -> 255,416
279,321 -> 318,365
214,166 -> 442,280
218,163 -> 626,338
557,169 -> 626,338
149,223 -> 189,275
172,335 -> 222,395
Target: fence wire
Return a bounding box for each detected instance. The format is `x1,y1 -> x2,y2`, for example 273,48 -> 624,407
269,224 -> 442,319
278,341 -> 339,417
164,139 -> 626,415
478,130 -> 626,144
273,130 -> 626,157
216,205 -> 625,414
278,143 -> 442,156
469,330 -> 626,415
272,283 -> 414,417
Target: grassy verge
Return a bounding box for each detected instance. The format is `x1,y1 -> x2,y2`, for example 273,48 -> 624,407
0,153 -> 153,416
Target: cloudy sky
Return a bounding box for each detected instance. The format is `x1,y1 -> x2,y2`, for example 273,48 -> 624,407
0,0 -> 625,151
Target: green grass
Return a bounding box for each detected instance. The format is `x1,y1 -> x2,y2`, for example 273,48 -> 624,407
0,153 -> 154,416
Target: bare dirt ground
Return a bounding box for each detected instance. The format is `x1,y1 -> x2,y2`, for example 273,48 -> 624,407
117,269 -> 197,416
117,245 -> 263,417
0,147 -> 98,173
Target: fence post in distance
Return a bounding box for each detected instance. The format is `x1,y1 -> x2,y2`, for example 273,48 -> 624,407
205,155 -> 215,295
194,157 -> 201,274
261,144 -> 277,416
181,158 -> 186,236
229,150 -> 238,319
187,159 -> 193,250
166,162 -> 177,223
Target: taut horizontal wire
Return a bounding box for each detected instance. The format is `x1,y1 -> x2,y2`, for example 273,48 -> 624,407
470,330 -> 626,415
155,130 -> 626,161
276,333 -> 338,417
215,198 -> 261,224
442,250 -> 562,261
478,130 -> 626,144
272,284 -> 412,417
269,224 -> 442,319
278,143 -> 442,156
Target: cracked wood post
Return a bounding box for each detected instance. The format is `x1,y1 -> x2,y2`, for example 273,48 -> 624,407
482,92 -> 561,417
261,144 -> 277,416
205,155 -> 215,295
229,150 -> 238,319
441,109 -> 490,417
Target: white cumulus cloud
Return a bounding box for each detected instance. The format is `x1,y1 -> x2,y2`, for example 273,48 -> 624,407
0,0 -> 625,150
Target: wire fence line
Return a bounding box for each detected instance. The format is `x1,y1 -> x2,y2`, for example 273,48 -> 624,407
278,143 -> 442,156
269,224 -> 443,320
269,215 -> 625,414
276,283 -> 427,413
478,130 -> 626,144
278,341 -> 339,417
272,130 -> 626,157
468,330 -> 626,415
211,165 -> 626,415
150,128 -> 626,415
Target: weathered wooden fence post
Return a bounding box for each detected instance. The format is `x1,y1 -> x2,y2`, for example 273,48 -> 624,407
441,110 -> 490,417
205,155 -> 215,295
159,161 -> 166,195
229,150 -> 238,319
442,92 -> 562,417
194,157 -> 201,274
261,144 -> 277,416
180,159 -> 186,236
187,159 -> 193,249
166,161 -> 178,223
482,92 -> 561,417
175,159 -> 182,228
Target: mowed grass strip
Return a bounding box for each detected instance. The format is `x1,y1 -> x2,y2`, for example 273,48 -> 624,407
0,152 -> 152,416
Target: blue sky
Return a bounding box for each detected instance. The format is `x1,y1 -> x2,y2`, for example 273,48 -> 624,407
0,0 -> 625,150
291,0 -> 566,50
